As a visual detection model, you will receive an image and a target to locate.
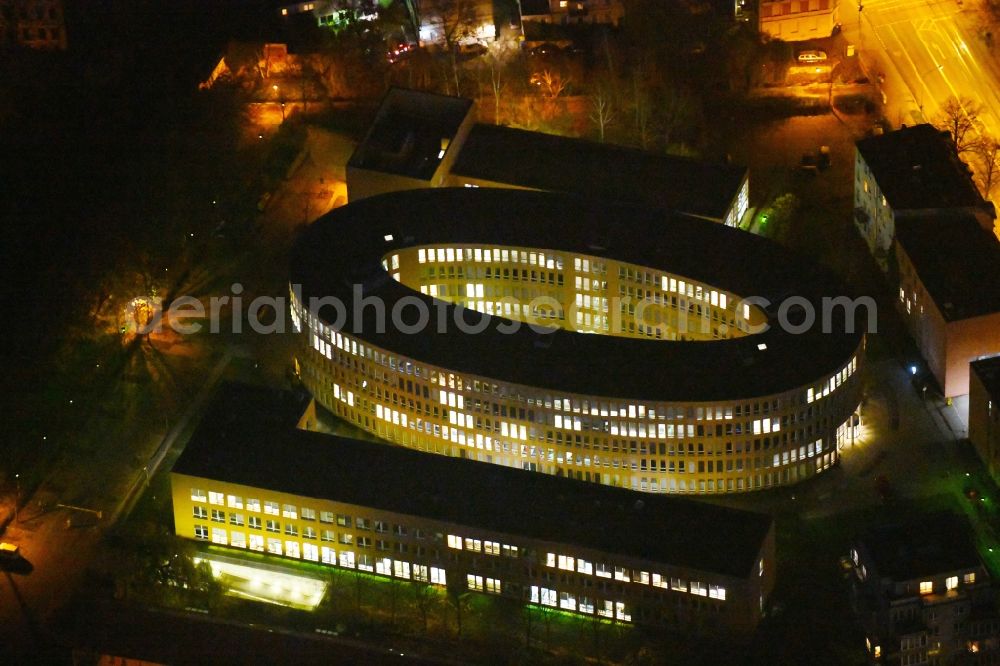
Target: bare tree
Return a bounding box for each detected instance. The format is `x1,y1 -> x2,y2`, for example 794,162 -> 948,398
974,135 -> 1000,199
589,78 -> 618,143
659,84 -> 699,149
483,40 -> 513,124
408,0 -> 484,95
530,69 -> 570,99
936,96 -> 984,153
630,64 -> 656,149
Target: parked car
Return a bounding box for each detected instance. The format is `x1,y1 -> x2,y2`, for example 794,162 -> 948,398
797,50 -> 828,64
458,42 -> 487,58
529,43 -> 561,57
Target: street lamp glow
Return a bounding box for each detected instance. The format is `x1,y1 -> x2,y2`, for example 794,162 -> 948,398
910,365 -> 918,375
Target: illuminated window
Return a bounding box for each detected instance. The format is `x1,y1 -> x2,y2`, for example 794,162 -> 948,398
211,528 -> 227,545
484,540 -> 500,555
303,543 -> 318,561
947,576 -> 958,590
301,507 -> 316,521
266,538 -> 282,555
965,572 -> 976,584
559,591 -> 576,610
467,574 -> 484,591
919,581 -> 933,595
558,555 -> 575,571
246,498 -> 261,513
577,559 -> 593,575
596,563 -> 611,578
264,501 -> 279,515
709,585 -> 727,600
447,534 -> 462,549
464,538 -> 482,552
191,488 -> 206,502
430,567 -> 447,585
339,551 -> 355,568
282,504 -> 297,519
614,566 -> 630,582
208,491 -> 224,505
227,495 -> 243,509
249,534 -> 264,552
231,532 -> 246,549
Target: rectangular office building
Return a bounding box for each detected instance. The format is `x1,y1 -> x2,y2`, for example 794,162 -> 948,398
171,383 -> 775,637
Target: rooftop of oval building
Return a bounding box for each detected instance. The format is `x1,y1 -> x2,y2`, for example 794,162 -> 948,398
289,187 -> 865,403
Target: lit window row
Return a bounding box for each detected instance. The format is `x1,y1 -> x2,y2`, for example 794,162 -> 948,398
545,552 -> 726,601
805,356 -> 859,404
416,246 -> 564,270
530,586 -> 632,621
447,533 -> 518,557
467,574 -> 501,594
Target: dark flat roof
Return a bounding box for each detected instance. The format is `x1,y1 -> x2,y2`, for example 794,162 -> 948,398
895,216 -> 1000,321
856,124 -> 988,212
347,88 -> 472,180
972,356 -> 1000,401
860,511 -> 981,581
289,187 -> 863,403
173,383 -> 773,578
451,123 -> 747,221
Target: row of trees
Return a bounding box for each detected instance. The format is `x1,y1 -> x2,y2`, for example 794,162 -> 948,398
936,96 -> 1000,200
254,0 -> 773,153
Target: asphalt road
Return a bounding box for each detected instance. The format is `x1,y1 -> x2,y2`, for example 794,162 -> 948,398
861,0 -> 1000,136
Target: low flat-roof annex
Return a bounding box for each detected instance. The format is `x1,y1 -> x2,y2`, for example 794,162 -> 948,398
451,123 -> 747,221
173,383 -> 774,578
289,187 -> 864,403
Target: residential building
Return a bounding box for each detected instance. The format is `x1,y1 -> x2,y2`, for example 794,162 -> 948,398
894,215 -> 1000,398
0,0 -> 66,49
970,356 -> 1000,484
347,87 -> 750,227
854,124 -> 995,263
758,0 -> 839,42
290,187 -> 865,496
519,0 -> 625,26
171,382 -> 776,637
847,512 -> 1000,664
